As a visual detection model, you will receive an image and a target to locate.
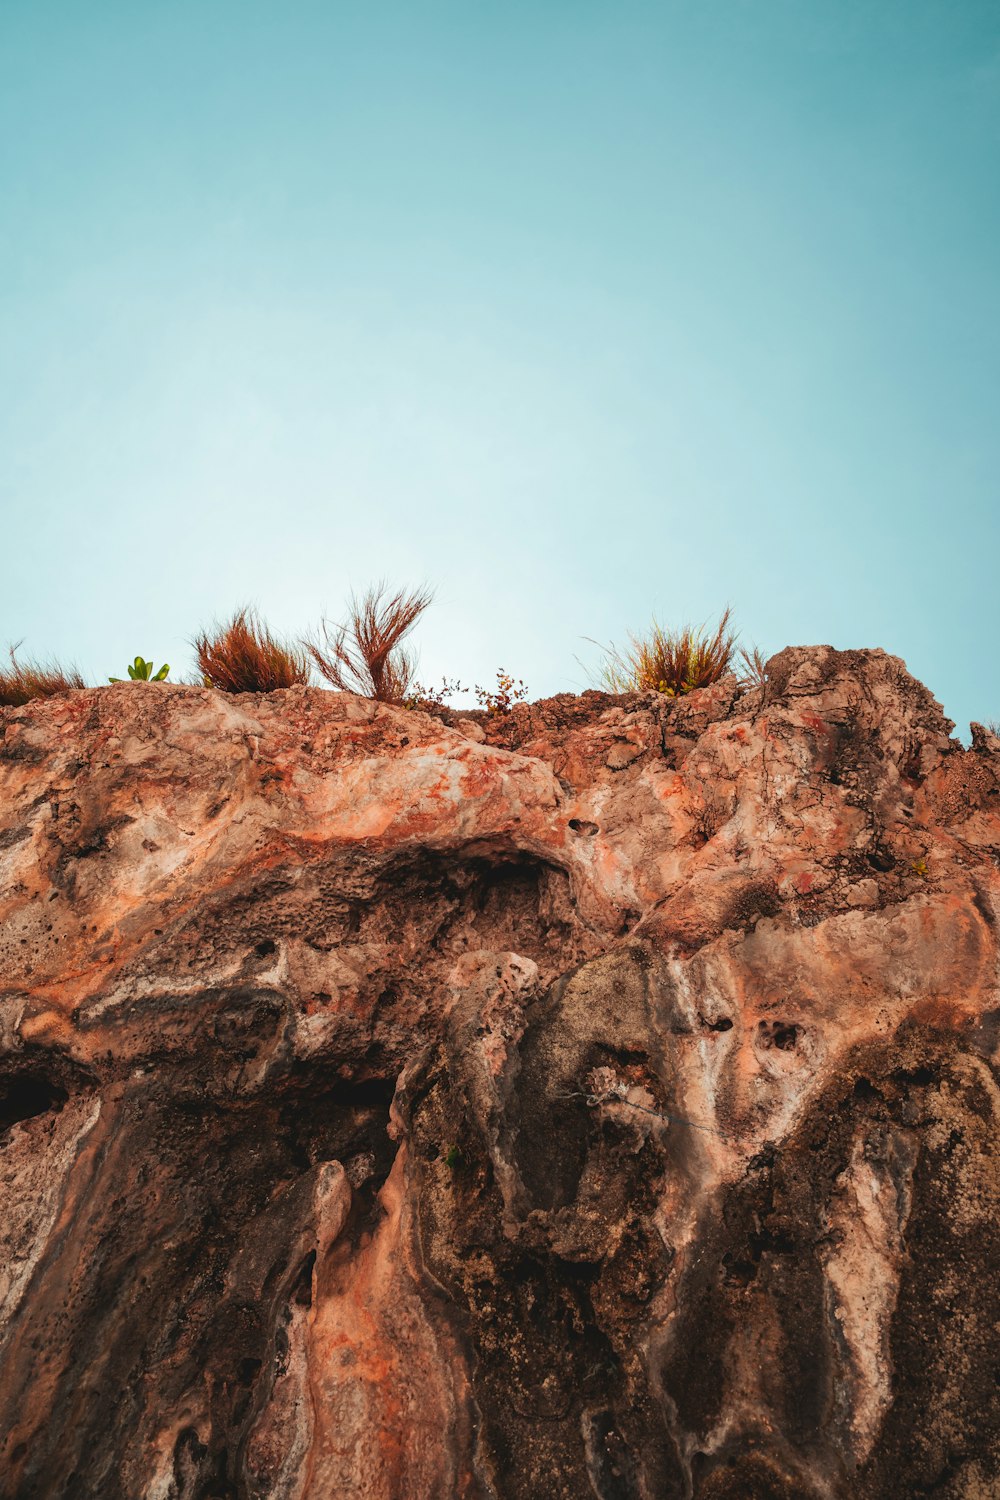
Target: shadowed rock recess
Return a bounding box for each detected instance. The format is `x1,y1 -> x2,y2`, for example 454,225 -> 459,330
0,646 -> 998,1499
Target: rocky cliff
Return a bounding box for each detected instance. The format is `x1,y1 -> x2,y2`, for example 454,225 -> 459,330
0,647 -> 998,1500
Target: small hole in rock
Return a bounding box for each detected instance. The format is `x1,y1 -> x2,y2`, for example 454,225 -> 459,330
756,1021 -> 799,1051
568,818 -> 599,837
893,1064 -> 935,1087
254,939 -> 277,958
0,1075 -> 68,1135
236,1357 -> 262,1386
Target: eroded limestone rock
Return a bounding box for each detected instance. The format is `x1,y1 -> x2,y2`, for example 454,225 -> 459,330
0,647 -> 997,1498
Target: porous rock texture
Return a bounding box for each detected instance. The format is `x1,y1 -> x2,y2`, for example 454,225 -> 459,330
0,647 -> 998,1500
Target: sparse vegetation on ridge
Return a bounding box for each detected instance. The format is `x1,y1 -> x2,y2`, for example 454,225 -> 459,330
0,596 -> 782,715
195,608 -> 309,693
0,644 -> 85,706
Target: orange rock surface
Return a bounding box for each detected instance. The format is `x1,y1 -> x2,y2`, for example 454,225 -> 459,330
0,646 -> 997,1497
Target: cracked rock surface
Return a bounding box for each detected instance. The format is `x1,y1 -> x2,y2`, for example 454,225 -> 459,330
0,646 -> 998,1499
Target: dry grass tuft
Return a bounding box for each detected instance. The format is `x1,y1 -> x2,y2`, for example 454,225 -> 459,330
597,608 -> 738,696
307,583 -> 433,703
194,608 -> 310,693
737,645 -> 769,691
0,644 -> 85,707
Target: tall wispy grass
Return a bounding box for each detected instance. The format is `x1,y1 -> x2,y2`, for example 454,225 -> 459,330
737,645 -> 769,691
307,583 -> 432,703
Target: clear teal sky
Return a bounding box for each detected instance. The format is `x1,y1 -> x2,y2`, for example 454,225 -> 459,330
2,2 -> 998,731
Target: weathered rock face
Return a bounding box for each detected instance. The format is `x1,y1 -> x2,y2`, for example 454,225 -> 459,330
0,646 -> 998,1500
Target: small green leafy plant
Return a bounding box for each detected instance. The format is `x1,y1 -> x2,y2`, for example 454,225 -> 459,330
109,657 -> 170,683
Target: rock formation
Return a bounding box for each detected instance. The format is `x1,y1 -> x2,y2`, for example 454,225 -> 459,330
0,646 -> 997,1499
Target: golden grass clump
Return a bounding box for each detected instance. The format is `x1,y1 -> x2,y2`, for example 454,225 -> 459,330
307,583 -> 432,703
0,644 -> 85,707
598,608 -> 738,696
194,608 -> 310,693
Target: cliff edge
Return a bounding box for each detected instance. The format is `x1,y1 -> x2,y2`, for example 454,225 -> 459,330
0,646 -> 998,1499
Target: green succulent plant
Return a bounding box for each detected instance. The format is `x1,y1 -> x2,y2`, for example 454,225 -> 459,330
110,656 -> 170,683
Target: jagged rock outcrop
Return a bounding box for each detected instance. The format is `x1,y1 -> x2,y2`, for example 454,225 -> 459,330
0,646 -> 998,1499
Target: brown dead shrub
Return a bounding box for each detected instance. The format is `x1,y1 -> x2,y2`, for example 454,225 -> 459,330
475,669 -> 529,715
194,608 -> 309,693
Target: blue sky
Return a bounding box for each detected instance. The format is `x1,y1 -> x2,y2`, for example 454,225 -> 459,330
2,1 -> 998,731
